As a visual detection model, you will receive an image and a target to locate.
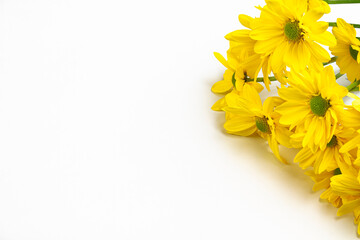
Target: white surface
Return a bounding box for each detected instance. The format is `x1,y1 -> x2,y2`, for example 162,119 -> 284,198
0,0 -> 358,239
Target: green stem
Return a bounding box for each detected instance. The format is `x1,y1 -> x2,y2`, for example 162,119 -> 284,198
347,80 -> 360,91
324,0 -> 360,3
323,56 -> 337,65
328,22 -> 360,28
335,72 -> 344,79
233,73 -> 278,85
250,76 -> 277,83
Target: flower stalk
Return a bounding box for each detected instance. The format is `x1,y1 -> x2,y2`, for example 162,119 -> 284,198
328,22 -> 360,28
324,56 -> 338,65
324,0 -> 360,4
347,80 -> 360,91
335,72 -> 344,79
254,76 -> 277,83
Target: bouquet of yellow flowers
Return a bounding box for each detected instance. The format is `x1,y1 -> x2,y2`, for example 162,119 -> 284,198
211,0 -> 360,236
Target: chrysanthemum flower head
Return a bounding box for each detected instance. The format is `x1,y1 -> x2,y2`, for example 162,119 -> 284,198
225,14 -> 279,91
215,15 -> 265,93
330,165 -> 360,235
222,85 -> 292,163
276,65 -> 348,151
294,126 -> 355,174
306,169 -> 343,208
330,18 -> 360,82
339,93 -> 360,129
338,94 -> 360,154
210,47 -> 264,111
250,0 -> 336,74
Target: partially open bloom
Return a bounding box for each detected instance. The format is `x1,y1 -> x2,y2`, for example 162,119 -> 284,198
212,14 -> 266,95
306,169 -> 343,207
294,126 -> 354,174
210,47 -> 263,112
225,14 -> 281,90
331,166 -> 360,235
330,18 -> 360,82
339,94 -> 360,154
276,66 -> 348,151
250,0 -> 336,74
223,85 -> 292,163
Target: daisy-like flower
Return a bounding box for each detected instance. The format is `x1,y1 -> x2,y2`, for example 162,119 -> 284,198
250,0 -> 336,74
211,49 -> 263,95
330,18 -> 360,82
225,14 -> 285,90
339,129 -> 360,169
306,169 -> 343,208
294,126 -> 354,174
211,41 -> 264,112
331,165 -> 360,234
339,93 -> 360,154
223,85 -> 292,164
212,14 -> 265,96
276,66 -> 348,151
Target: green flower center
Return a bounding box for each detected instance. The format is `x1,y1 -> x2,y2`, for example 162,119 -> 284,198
284,21 -> 302,41
327,135 -> 338,148
334,168 -> 342,175
310,95 -> 330,117
349,45 -> 359,61
255,117 -> 270,133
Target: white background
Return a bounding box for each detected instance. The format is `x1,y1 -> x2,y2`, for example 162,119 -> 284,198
0,0 -> 359,239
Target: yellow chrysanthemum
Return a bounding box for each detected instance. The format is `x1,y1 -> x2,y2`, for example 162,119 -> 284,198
294,126 -> 354,174
211,51 -> 263,94
225,14 -> 284,90
330,18 -> 360,82
339,94 -> 360,154
331,166 -> 360,235
306,169 -> 342,208
223,85 -> 292,163
225,14 -> 258,58
276,66 -> 348,151
211,48 -> 264,111
250,0 -> 336,74
212,15 -> 265,96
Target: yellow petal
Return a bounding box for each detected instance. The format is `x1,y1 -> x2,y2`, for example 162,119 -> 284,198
274,127 -> 292,148
211,80 -> 233,94
294,147 -> 313,167
271,41 -> 287,73
306,41 -> 330,63
276,102 -> 310,126
224,117 -> 256,136
238,14 -> 253,29
254,36 -> 284,55
278,87 -> 309,102
309,21 -> 328,35
337,199 -> 360,216
247,82 -> 264,93
225,30 -> 252,43
268,135 -> 288,164
311,31 -> 337,47
214,52 -> 233,70
211,97 -> 226,111
302,9 -> 325,26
